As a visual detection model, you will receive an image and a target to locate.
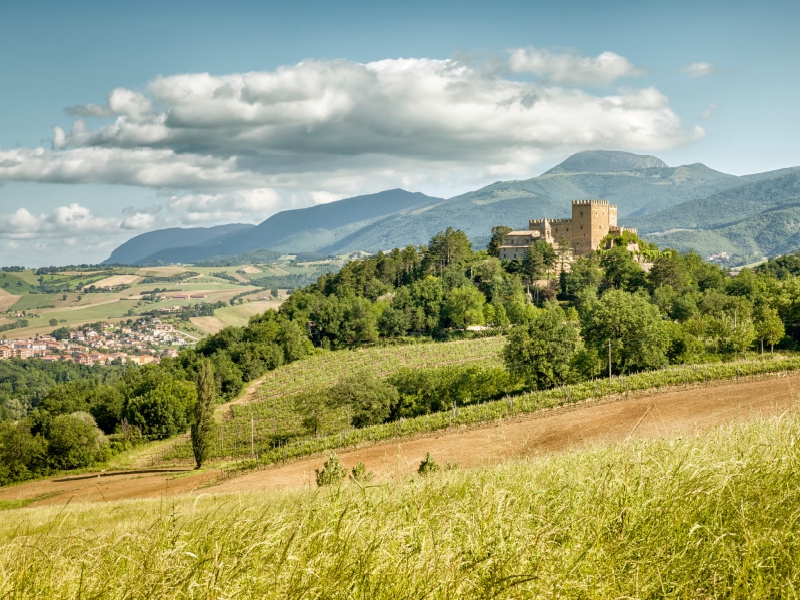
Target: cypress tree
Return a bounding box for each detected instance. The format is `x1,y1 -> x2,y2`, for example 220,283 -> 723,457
191,358 -> 216,469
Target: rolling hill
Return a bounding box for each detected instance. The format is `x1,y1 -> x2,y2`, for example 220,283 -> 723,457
124,189 -> 441,265
629,169 -> 800,233
104,223 -> 254,265
645,202 -> 800,264
106,151 -> 800,266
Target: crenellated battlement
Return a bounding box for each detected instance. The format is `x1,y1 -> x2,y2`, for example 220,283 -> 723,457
529,218 -> 571,225
572,199 -> 609,206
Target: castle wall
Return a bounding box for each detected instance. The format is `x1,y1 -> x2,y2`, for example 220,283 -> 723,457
507,200 -> 626,261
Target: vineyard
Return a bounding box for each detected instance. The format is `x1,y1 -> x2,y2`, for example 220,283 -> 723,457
236,336 -> 507,407
154,337 -> 508,464
157,352 -> 800,470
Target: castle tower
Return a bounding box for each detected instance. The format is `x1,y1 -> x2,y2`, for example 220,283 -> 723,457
571,200 -> 611,254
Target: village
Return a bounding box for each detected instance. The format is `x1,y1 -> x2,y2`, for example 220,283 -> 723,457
0,318 -> 190,366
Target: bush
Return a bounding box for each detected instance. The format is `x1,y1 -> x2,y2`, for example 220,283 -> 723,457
503,308 -> 580,389
418,452 -> 439,476
0,420 -> 47,484
315,453 -> 346,487
350,462 -> 373,484
124,379 -> 196,437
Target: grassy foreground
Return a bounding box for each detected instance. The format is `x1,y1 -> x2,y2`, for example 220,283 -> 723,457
4,413 -> 800,597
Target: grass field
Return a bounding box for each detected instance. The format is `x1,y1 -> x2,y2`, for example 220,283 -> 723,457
0,260 -> 331,339
191,300 -> 284,333
3,411 -> 800,597
92,275 -> 140,288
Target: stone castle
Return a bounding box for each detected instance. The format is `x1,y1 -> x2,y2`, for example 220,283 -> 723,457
498,200 -> 637,261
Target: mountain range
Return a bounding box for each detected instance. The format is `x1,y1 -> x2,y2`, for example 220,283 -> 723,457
105,150 -> 800,267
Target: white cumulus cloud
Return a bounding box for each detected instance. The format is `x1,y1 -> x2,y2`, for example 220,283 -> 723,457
683,62 -> 716,78
1,56 -> 698,197
508,48 -> 645,84
0,203 -> 152,239
167,188 -> 282,222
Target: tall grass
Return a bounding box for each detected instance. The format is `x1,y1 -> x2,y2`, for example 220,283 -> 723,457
3,412 -> 800,597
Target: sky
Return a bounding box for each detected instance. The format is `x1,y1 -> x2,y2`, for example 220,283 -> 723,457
1,0 -> 799,266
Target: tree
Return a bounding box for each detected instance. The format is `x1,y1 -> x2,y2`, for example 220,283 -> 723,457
329,372 -> 399,429
443,285 -> 486,328
124,376 -> 196,437
486,225 -> 512,258
600,246 -> 645,292
48,318 -> 58,327
503,308 -> 580,389
755,306 -> 785,353
648,252 -> 688,292
191,359 -> 216,469
582,289 -> 668,374
378,306 -> 411,337
47,412 -> 109,470
522,240 -> 557,285
0,419 -> 47,484
426,228 -> 472,272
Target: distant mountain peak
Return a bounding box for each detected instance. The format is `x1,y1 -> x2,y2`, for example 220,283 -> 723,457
544,150 -> 669,175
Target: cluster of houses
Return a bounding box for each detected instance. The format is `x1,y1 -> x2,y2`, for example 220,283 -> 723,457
0,319 -> 187,366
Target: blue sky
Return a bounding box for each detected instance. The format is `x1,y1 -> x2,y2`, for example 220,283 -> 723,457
1,0 -> 798,265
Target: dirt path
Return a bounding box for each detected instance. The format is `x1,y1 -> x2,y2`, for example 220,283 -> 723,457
4,374 -> 799,507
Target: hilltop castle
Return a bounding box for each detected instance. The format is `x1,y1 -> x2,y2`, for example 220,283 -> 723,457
498,200 -> 637,261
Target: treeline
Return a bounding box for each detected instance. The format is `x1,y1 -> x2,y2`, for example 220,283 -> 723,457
142,301 -> 228,320
139,271 -> 199,284
248,272 -> 333,291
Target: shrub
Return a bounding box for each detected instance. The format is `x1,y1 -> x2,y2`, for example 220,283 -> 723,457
329,372 -> 398,429
503,307 -> 580,389
315,453 -> 346,487
418,452 -> 439,476
350,462 -> 373,484
124,379 -> 196,438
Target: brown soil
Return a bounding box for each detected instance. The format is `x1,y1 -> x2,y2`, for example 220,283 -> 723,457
0,289 -> 20,311
0,469 -> 218,508
191,316 -> 228,334
4,374 -> 798,508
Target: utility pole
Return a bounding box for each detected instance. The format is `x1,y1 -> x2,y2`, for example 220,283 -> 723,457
608,340 -> 612,382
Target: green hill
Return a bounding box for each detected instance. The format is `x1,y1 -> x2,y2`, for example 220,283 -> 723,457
646,202 -> 800,264
630,169 -> 800,233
